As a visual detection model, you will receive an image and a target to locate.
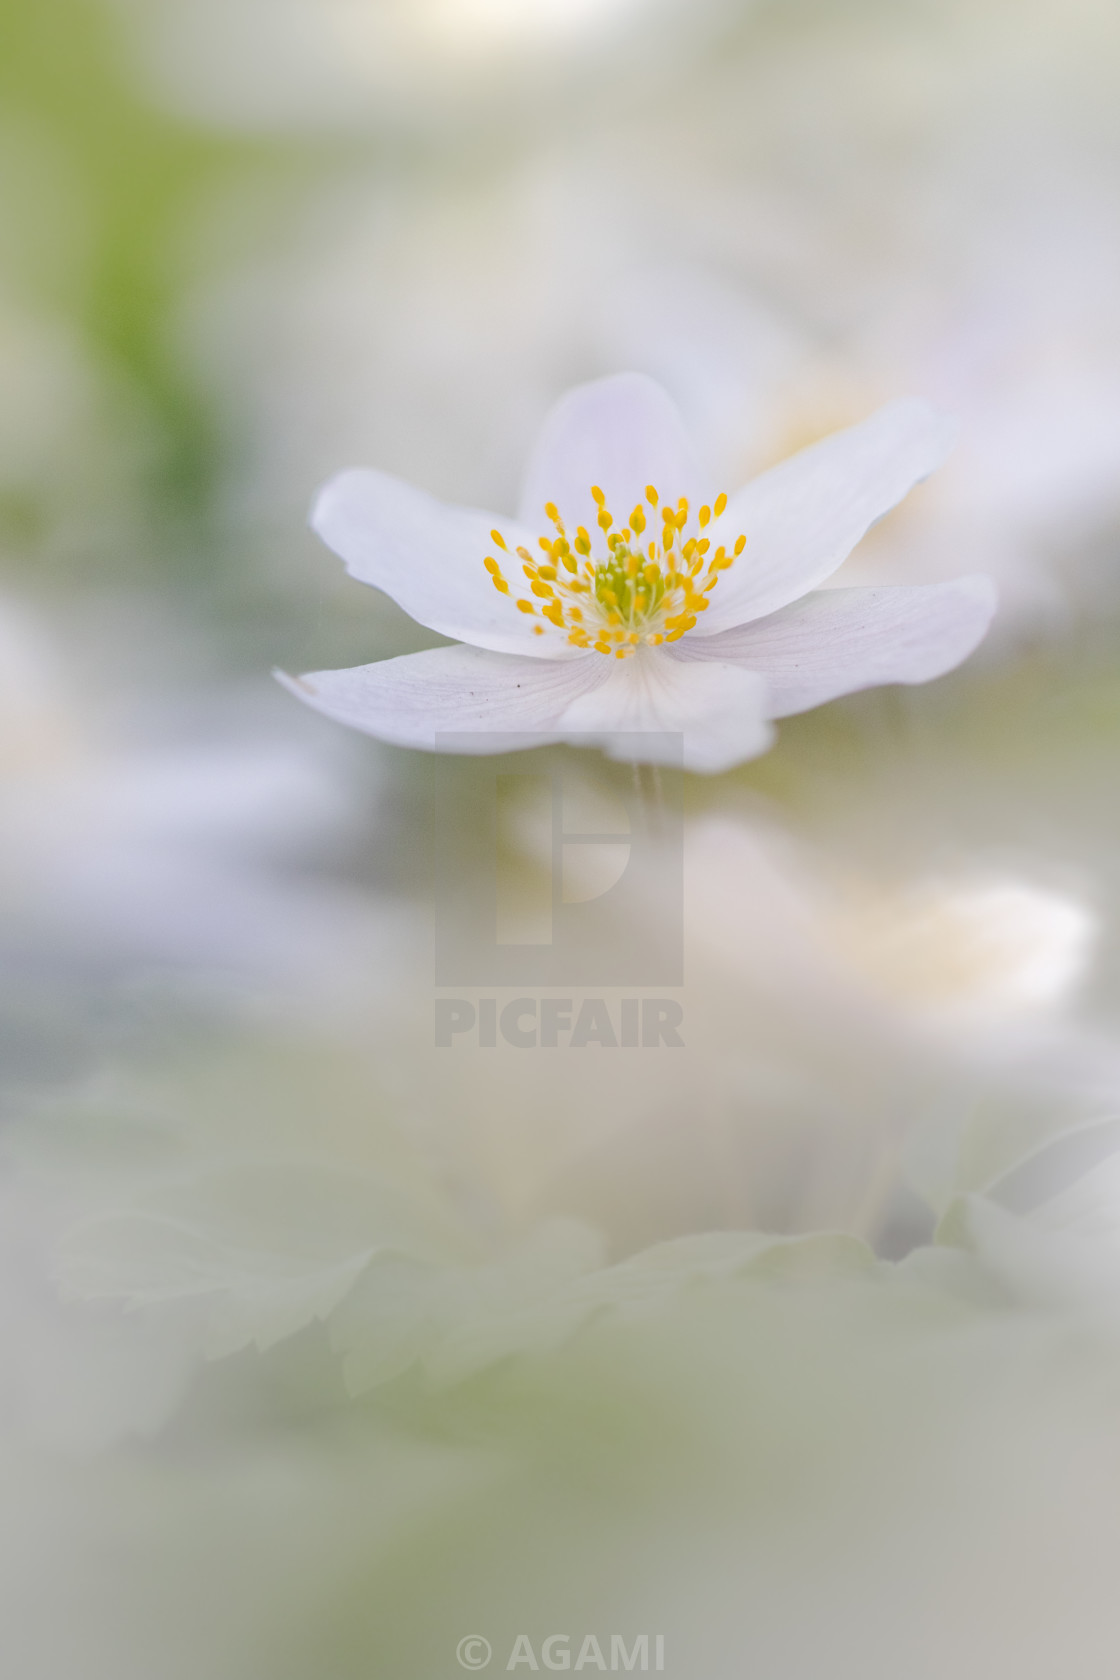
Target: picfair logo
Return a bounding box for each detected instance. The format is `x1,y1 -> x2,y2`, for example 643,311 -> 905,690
433,735 -> 683,987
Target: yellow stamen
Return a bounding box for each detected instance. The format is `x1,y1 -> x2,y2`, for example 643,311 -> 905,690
483,481 -> 748,655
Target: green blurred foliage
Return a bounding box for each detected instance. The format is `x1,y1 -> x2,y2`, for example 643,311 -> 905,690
0,0 -> 335,587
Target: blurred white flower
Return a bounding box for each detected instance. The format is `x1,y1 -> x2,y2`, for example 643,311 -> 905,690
110,0 -> 711,132
683,816 -> 1120,1222
689,821 -> 1097,1037
281,374 -> 993,771
0,596 -> 385,1002
172,0 -> 1120,641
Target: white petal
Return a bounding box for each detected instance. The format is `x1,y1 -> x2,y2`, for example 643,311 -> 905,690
517,373 -> 699,535
673,577 -> 997,718
558,649 -> 773,774
311,468 -> 579,659
698,399 -> 957,633
277,644 -> 608,752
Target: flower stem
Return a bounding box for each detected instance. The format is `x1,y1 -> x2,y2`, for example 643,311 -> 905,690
630,761 -> 665,839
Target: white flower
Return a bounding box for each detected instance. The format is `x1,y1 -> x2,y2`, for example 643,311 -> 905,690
279,375 -> 996,772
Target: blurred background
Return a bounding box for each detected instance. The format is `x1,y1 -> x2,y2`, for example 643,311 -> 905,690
3,0 -> 1120,1675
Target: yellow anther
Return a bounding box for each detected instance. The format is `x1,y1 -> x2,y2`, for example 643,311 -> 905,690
491,529 -> 508,550
492,483 -> 746,653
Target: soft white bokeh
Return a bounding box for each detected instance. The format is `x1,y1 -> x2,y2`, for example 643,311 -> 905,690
167,0 -> 1120,639
0,595 -> 399,1009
